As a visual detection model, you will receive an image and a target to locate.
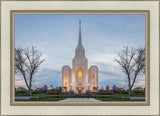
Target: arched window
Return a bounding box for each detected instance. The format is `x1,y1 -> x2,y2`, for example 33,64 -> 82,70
93,75 -> 95,79
78,69 -> 82,79
93,82 -> 95,86
65,74 -> 67,79
65,82 -> 67,86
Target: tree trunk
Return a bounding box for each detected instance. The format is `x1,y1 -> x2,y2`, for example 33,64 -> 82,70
29,87 -> 32,96
129,88 -> 132,96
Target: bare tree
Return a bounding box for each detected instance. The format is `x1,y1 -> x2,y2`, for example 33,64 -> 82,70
114,46 -> 145,96
15,46 -> 45,95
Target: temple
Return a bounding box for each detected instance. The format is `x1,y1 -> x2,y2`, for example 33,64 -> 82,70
62,20 -> 98,94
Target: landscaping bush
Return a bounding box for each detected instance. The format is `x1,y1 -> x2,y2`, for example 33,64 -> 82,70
15,87 -> 28,95
132,87 -> 143,93
85,90 -> 91,94
46,91 -> 59,95
106,92 -> 113,95
99,91 -> 113,95
123,91 -> 129,94
69,90 -> 74,94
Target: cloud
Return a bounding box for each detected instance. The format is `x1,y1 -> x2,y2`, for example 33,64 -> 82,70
88,52 -> 117,65
32,68 -> 62,88
15,68 -> 62,89
121,80 -> 145,89
15,80 -> 38,86
15,80 -> 26,86
134,81 -> 145,86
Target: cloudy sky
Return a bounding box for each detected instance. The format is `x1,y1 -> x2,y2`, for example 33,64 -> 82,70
15,14 -> 145,90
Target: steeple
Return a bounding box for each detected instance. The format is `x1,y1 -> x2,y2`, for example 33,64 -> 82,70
74,20 -> 85,58
78,20 -> 82,47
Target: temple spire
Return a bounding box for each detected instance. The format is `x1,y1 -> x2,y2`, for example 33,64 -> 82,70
74,20 -> 85,58
78,20 -> 82,47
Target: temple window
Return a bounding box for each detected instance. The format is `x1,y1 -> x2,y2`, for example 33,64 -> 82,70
93,75 -> 95,79
65,82 -> 67,86
79,50 -> 81,55
78,69 -> 82,79
78,82 -> 82,86
65,74 -> 67,79
93,82 -> 95,86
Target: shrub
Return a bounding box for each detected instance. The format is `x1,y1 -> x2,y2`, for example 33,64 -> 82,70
107,92 -> 113,95
46,91 -> 59,95
86,90 -> 91,94
133,87 -> 143,93
99,91 -> 113,95
17,87 -> 28,94
69,90 -> 74,94
123,91 -> 129,94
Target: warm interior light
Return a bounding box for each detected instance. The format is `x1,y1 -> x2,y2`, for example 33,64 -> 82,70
78,82 -> 82,86
93,75 -> 95,79
64,87 -> 67,92
65,82 -> 67,86
79,50 -> 81,55
93,87 -> 96,92
78,69 -> 82,79
65,74 -> 67,79
93,82 -> 95,86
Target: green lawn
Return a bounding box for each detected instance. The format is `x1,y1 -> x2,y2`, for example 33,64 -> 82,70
110,93 -> 145,97
96,98 -> 145,101
15,93 -> 49,96
15,98 -> 65,101
15,98 -> 145,102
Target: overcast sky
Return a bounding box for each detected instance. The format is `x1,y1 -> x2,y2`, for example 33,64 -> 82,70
15,14 -> 145,89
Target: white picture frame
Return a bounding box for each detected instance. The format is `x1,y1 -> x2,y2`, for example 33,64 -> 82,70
0,0 -> 159,115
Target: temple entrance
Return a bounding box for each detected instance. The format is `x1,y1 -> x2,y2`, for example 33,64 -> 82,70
78,88 -> 82,94
64,87 -> 67,92
77,88 -> 83,94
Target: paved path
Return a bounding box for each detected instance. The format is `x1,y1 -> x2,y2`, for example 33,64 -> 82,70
15,96 -> 32,99
59,98 -> 101,102
127,97 -> 145,100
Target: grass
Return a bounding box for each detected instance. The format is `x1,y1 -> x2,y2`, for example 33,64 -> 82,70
15,93 -> 145,97
15,93 -> 48,96
15,98 -> 145,102
110,93 -> 145,97
96,98 -> 145,101
15,98 -> 65,101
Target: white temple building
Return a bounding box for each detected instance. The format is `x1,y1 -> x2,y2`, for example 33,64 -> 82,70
62,20 -> 98,94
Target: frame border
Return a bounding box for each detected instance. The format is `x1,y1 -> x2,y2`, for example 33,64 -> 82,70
0,0 -> 159,116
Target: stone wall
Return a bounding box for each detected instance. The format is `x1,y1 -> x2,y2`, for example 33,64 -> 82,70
62,66 -> 71,92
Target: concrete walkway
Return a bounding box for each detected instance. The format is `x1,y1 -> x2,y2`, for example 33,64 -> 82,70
127,97 -> 145,100
59,98 -> 101,102
15,96 -> 32,99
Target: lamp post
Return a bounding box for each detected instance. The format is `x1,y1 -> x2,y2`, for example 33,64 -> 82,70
88,84 -> 89,90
